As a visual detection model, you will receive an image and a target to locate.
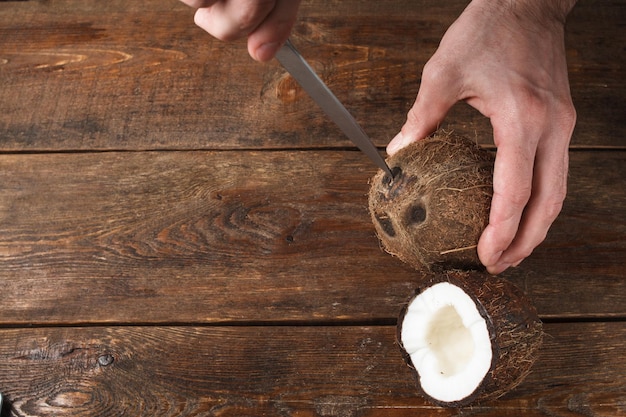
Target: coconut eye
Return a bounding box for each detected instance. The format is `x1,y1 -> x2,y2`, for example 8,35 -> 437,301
406,203 -> 427,225
374,212 -> 396,237
383,166 -> 403,187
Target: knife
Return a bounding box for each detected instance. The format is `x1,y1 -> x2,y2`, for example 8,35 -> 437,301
275,39 -> 394,179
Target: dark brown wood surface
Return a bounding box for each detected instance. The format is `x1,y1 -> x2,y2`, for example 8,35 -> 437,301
0,324 -> 624,417
1,0 -> 624,416
0,0 -> 624,151
1,151 -> 625,325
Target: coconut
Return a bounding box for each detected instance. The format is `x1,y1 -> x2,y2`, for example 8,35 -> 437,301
398,270 -> 543,407
368,131 -> 494,271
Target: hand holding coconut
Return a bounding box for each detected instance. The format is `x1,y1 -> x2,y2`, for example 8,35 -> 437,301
180,0 -> 578,274
387,0 -> 578,274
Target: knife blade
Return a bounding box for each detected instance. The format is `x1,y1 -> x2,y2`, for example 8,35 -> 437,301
275,39 -> 394,179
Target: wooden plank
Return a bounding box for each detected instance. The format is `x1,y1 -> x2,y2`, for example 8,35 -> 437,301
1,150 -> 624,324
0,0 -> 623,151
505,149 -> 626,319
0,323 -> 624,416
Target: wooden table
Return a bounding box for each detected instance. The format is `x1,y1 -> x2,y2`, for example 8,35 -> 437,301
1,1 -> 624,415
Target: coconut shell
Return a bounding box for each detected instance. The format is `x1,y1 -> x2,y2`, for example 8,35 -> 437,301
369,131 -> 494,271
397,270 -> 543,407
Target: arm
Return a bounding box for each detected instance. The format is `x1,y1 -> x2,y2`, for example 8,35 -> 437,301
387,0 -> 578,274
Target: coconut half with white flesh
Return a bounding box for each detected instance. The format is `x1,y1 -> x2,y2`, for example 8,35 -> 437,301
398,270 -> 543,407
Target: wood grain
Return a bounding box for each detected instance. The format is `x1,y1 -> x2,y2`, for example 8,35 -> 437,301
1,1 -> 624,415
0,323 -> 624,417
1,151 -> 624,325
0,0 -> 624,151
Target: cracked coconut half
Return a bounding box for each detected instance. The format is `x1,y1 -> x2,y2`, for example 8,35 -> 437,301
398,271 -> 543,407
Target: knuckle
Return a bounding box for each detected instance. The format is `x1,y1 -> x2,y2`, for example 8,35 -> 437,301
236,0 -> 276,32
507,186 -> 533,209
193,11 -> 232,41
542,193 -> 566,223
519,88 -> 550,120
557,99 -> 577,132
405,106 -> 421,127
518,245 -> 535,261
421,57 -> 455,89
514,86 -> 578,135
194,0 -> 277,41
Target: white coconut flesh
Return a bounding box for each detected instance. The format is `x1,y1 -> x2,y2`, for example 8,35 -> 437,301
401,282 -> 493,403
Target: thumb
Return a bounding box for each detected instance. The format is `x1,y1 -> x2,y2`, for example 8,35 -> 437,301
247,0 -> 301,62
387,60 -> 459,155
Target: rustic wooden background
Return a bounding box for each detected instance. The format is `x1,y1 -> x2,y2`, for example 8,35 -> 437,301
1,0 -> 624,416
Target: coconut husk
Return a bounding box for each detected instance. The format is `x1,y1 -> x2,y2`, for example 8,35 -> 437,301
369,131 -> 494,271
397,270 -> 544,408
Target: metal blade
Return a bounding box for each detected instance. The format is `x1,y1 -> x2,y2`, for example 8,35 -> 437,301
276,39 -> 393,178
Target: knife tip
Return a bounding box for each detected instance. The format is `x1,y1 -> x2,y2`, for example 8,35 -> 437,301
383,166 -> 401,186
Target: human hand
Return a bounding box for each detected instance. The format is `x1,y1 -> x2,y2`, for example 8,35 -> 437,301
179,0 -> 301,62
387,0 -> 577,274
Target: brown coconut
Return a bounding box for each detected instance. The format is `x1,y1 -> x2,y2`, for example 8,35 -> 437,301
369,131 -> 494,271
397,270 -> 543,407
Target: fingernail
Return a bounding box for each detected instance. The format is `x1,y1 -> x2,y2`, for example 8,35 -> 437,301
255,42 -> 280,62
387,132 -> 407,155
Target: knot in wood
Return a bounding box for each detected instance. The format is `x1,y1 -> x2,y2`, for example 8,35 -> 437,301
97,354 -> 115,367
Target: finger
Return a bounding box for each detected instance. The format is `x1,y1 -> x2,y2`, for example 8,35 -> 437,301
194,0 -> 276,42
247,0 -> 301,61
387,56 -> 460,155
477,121 -> 537,274
486,105 -> 575,273
498,140 -> 569,268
